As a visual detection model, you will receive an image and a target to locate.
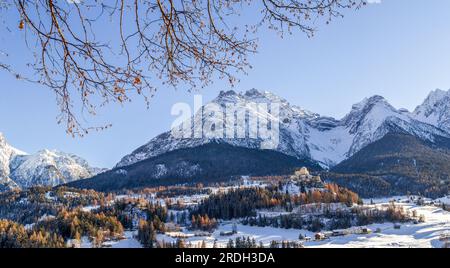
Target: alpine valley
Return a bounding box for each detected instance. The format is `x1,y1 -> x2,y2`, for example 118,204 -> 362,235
1,89 -> 450,249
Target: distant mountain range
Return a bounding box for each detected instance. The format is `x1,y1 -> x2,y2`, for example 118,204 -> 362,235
2,88 -> 450,197
116,89 -> 450,168
68,88 -> 450,197
0,133 -> 103,191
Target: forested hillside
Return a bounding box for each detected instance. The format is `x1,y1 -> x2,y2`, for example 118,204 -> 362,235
326,133 -> 450,198
68,143 -> 321,192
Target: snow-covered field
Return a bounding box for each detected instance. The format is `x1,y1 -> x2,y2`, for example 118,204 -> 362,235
436,196 -> 450,205
158,223 -> 311,248
77,188 -> 449,248
157,199 -> 450,248
306,204 -> 449,248
78,231 -> 142,248
107,231 -> 142,248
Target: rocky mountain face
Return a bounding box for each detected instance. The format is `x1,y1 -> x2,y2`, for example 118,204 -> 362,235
116,89 -> 450,169
0,133 -> 25,190
0,133 -> 102,191
413,89 -> 450,133
116,89 -> 315,168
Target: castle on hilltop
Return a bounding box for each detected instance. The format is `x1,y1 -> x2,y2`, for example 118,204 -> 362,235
290,167 -> 323,188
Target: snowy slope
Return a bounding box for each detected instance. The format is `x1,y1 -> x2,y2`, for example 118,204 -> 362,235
0,133 -> 26,190
10,149 -> 104,188
0,132 -> 102,190
117,89 -> 315,167
339,95 -> 448,157
157,201 -> 450,248
117,89 -> 450,169
413,88 -> 450,133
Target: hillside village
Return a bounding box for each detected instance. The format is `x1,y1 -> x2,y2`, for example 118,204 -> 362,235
0,167 -> 448,248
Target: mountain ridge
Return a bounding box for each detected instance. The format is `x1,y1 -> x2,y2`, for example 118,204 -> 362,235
116,88 -> 450,169
0,133 -> 103,191
6,88 -> 450,197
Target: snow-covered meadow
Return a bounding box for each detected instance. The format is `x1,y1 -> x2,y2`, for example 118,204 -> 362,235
156,197 -> 449,248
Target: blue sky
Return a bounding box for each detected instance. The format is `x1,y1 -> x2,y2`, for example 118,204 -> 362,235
2,0 -> 450,168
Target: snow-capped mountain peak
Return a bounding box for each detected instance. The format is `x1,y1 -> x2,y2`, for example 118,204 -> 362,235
0,133 -> 103,191
213,89 -> 319,121
416,89 -> 449,111
337,94 -> 449,157
413,89 -> 450,132
214,88 -> 287,106
351,95 -> 392,109
0,132 -> 25,182
343,95 -> 397,131
10,149 -> 103,189
116,88 -> 450,170
0,132 -> 26,188
0,132 -> 26,156
243,88 -> 284,102
116,89 -> 322,168
307,95 -> 408,166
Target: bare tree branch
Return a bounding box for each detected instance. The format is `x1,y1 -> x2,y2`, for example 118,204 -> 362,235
0,0 -> 365,136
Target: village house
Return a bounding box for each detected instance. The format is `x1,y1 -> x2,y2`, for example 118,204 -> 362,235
315,232 -> 328,241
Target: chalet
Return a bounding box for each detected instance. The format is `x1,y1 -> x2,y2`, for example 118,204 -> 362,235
332,230 -> 347,236
315,232 -> 327,240
164,222 -> 180,232
220,231 -> 235,236
330,227 -> 371,237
